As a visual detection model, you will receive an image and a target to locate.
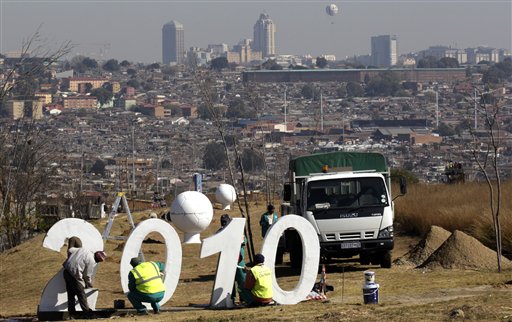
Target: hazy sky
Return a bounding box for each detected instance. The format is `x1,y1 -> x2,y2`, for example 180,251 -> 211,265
1,0 -> 511,63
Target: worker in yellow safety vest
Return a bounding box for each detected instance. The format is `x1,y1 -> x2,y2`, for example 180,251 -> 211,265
241,253 -> 275,306
127,258 -> 165,315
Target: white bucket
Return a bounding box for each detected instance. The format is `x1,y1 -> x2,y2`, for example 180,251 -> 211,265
364,271 -> 375,283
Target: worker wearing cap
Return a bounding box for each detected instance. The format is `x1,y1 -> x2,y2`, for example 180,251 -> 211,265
241,253 -> 274,306
260,204 -> 278,238
63,248 -> 107,316
127,258 -> 165,315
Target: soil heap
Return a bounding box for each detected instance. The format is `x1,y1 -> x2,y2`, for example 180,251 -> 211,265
419,230 -> 512,270
395,225 -> 451,266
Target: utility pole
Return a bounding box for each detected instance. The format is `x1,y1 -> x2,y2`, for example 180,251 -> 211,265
131,124 -> 136,196
284,86 -> 287,131
320,89 -> 324,132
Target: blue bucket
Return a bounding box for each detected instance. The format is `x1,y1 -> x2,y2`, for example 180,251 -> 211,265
363,283 -> 379,304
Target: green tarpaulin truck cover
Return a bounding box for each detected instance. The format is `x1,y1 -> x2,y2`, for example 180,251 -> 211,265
290,151 -> 388,177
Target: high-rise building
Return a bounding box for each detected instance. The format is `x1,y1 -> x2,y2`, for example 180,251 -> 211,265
253,13 -> 276,58
371,35 -> 398,67
162,21 -> 185,65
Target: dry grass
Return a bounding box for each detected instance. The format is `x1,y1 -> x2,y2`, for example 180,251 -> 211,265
1,197 -> 512,321
395,180 -> 512,257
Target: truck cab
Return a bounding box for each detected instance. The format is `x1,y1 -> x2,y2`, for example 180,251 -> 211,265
282,151 -> 405,268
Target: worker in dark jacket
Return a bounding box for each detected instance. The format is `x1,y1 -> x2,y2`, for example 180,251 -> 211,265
260,204 -> 278,238
241,253 -> 274,306
127,258 -> 165,315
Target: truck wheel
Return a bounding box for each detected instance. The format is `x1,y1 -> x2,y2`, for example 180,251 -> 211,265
289,245 -> 303,268
380,251 -> 392,268
276,246 -> 285,265
360,254 -> 370,266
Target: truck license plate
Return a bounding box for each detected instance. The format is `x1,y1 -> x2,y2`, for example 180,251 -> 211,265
340,241 -> 361,249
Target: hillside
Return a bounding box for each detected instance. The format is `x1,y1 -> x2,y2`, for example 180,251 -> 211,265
1,202 -> 511,321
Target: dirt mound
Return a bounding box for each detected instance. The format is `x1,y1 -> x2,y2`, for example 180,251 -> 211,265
419,230 -> 512,270
395,225 -> 451,266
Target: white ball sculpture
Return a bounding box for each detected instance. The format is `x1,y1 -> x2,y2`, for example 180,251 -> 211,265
170,191 -> 213,244
215,184 -> 236,210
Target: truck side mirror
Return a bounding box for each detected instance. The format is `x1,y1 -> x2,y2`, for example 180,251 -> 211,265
283,183 -> 292,202
399,177 -> 407,195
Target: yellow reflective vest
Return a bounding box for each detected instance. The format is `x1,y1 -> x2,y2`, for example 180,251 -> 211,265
130,262 -> 165,294
250,264 -> 273,299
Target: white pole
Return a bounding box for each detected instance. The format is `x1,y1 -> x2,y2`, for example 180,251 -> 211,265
320,90 -> 324,132
474,88 -> 477,129
132,125 -> 136,194
435,90 -> 439,128
284,87 -> 287,132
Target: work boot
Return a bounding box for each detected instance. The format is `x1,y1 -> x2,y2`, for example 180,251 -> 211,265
137,310 -> 149,315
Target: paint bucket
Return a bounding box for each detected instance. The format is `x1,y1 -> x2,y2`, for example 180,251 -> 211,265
114,299 -> 125,309
362,283 -> 379,304
364,271 -> 375,283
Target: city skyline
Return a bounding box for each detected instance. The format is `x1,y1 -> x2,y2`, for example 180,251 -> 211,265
0,0 -> 511,63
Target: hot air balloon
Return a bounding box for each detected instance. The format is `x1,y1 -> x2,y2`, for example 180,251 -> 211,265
326,4 -> 338,16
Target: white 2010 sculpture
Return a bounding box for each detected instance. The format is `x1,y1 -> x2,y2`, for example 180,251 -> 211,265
39,215 -> 320,311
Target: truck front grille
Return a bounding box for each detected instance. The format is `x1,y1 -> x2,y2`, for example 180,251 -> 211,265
324,231 -> 376,241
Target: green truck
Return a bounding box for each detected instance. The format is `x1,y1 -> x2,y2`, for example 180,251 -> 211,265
281,151 -> 406,268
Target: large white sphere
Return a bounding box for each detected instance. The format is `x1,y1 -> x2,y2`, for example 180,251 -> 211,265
215,184 -> 236,210
170,191 -> 213,243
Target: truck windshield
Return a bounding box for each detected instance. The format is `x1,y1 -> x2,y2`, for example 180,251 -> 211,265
307,177 -> 388,210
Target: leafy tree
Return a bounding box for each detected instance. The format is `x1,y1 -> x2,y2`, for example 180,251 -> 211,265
316,57 -> 328,68
126,79 -> 139,88
82,57 -> 98,69
102,59 -> 120,72
261,59 -> 281,70
301,84 -> 320,100
346,81 -> 364,97
126,68 -> 137,76
197,103 -> 226,120
161,65 -> 178,76
482,58 -> 512,84
241,148 -> 265,172
437,122 -> 456,136
365,71 -> 401,97
210,57 -> 229,71
90,87 -> 112,106
203,142 -> 227,170
438,57 -> 459,68
90,159 -> 106,176
147,63 -> 160,70
417,56 -> 439,68
226,97 -> 256,118
417,56 -> 459,68
120,60 -> 131,67
336,85 -> 347,98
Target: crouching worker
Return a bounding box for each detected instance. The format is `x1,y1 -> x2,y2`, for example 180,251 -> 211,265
127,258 -> 165,315
240,253 -> 275,307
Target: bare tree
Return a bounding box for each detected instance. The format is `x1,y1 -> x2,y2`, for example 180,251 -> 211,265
194,70 -> 257,261
0,29 -> 72,249
464,87 -> 504,272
